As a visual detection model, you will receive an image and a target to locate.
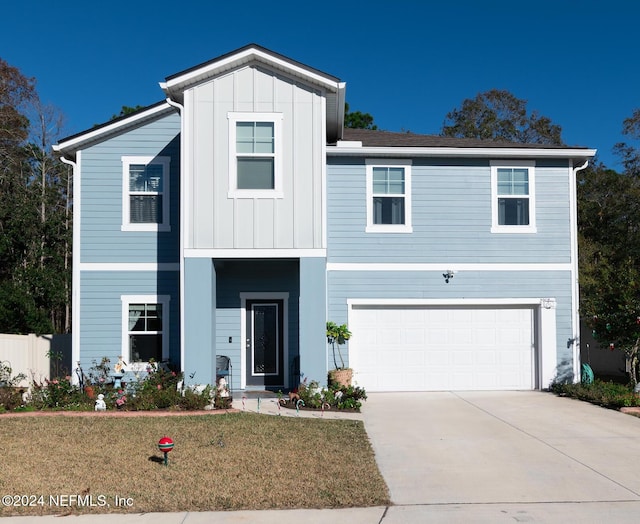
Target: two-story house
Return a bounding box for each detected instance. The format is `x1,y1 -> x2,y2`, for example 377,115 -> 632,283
54,44 -> 596,392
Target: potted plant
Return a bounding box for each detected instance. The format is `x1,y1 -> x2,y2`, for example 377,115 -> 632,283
326,321 -> 353,387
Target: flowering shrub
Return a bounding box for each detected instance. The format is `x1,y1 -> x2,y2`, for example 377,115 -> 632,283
114,389 -> 127,407
294,379 -> 367,411
30,376 -> 85,409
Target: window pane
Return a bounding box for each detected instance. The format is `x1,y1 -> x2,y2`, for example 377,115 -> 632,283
130,195 -> 162,223
254,122 -> 274,153
236,122 -> 274,154
129,164 -> 163,192
130,334 -> 162,362
374,196 -> 405,225
498,168 -> 528,195
373,167 -> 405,194
237,158 -> 274,189
129,304 -> 145,331
498,197 -> 530,225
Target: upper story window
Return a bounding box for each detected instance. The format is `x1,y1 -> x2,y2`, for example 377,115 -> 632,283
366,159 -> 412,233
122,295 -> 170,363
228,112 -> 283,198
121,156 -> 170,232
491,160 -> 536,233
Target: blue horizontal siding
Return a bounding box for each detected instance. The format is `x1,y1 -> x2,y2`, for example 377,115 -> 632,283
79,270 -> 180,370
80,113 -> 180,264
326,159 -> 572,264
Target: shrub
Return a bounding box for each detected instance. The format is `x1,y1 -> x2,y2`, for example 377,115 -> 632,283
0,363 -> 26,411
550,379 -> 640,409
295,379 -> 367,411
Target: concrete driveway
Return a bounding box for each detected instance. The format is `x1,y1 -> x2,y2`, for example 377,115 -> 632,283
362,391 -> 640,522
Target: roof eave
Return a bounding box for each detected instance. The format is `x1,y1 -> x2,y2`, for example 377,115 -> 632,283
161,45 -> 343,100
53,102 -> 175,159
327,145 -> 597,165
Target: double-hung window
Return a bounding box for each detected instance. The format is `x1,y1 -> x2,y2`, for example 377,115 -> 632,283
228,112 -> 283,198
366,159 -> 412,233
122,295 -> 169,363
491,160 -> 536,233
122,156 -> 170,231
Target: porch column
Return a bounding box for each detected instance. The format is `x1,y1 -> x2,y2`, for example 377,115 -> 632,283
299,257 -> 327,386
183,258 -> 216,386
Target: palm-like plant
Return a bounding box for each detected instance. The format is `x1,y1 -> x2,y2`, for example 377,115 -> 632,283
326,321 -> 352,369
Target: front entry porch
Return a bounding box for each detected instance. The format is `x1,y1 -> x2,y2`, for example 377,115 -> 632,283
182,257 -> 326,392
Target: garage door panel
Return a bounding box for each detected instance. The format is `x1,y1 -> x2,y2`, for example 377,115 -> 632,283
350,305 -> 535,392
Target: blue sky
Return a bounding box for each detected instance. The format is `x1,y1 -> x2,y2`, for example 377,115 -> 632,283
3,0 -> 637,169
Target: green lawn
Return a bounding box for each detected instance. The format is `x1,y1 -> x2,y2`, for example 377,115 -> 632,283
0,412 -> 389,516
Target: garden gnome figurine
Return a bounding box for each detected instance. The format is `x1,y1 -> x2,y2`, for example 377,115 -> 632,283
95,393 -> 106,411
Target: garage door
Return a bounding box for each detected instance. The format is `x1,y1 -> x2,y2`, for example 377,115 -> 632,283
349,305 -> 535,391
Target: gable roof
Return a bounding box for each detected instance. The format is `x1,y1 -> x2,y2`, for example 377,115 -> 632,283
160,44 -> 346,142
330,128 -> 596,165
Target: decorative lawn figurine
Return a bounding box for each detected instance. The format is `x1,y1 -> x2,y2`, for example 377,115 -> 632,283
94,393 -> 106,411
158,436 -> 174,466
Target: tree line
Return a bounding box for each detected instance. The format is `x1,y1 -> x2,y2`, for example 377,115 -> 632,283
0,58 -> 71,334
3,58 -> 640,385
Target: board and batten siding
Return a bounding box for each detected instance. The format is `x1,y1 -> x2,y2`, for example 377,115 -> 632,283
80,113 -> 181,264
326,158 -> 572,264
327,270 -> 574,377
186,65 -> 325,250
78,271 -> 180,367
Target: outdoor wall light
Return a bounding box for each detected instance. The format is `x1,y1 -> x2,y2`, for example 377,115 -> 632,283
443,270 -> 455,283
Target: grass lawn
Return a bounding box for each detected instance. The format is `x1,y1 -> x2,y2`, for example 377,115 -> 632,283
0,412 -> 389,517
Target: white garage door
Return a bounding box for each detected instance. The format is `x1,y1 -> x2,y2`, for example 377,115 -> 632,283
349,305 -> 535,391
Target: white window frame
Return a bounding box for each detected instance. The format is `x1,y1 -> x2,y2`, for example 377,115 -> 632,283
121,295 -> 170,364
227,112 -> 284,199
121,156 -> 171,232
366,159 -> 412,233
491,160 -> 537,234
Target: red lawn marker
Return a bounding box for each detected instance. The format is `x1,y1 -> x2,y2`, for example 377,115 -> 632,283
158,436 -> 174,466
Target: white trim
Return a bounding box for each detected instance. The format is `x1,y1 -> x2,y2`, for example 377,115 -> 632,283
321,96 -> 328,249
327,262 -> 571,272
161,47 -> 343,94
80,263 -> 180,272
121,156 -> 171,232
490,160 -> 536,234
347,297 -> 551,307
327,145 -> 597,160
239,292 -> 290,390
121,295 -> 170,364
184,248 -> 327,258
227,112 -> 284,199
54,103 -> 174,155
365,159 -> 413,233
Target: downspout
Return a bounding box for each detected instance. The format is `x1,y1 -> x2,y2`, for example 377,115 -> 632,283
571,159 -> 589,382
58,154 -> 81,385
164,97 -> 186,376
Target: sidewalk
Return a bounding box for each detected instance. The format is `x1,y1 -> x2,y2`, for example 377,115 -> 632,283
230,396 -> 364,420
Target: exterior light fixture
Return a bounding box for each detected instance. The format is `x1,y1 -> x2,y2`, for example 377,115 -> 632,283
443,270 -> 454,283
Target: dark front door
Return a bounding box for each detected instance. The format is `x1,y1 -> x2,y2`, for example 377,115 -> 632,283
245,299 -> 284,387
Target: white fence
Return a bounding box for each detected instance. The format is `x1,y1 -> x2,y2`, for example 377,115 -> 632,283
0,334 -> 72,388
